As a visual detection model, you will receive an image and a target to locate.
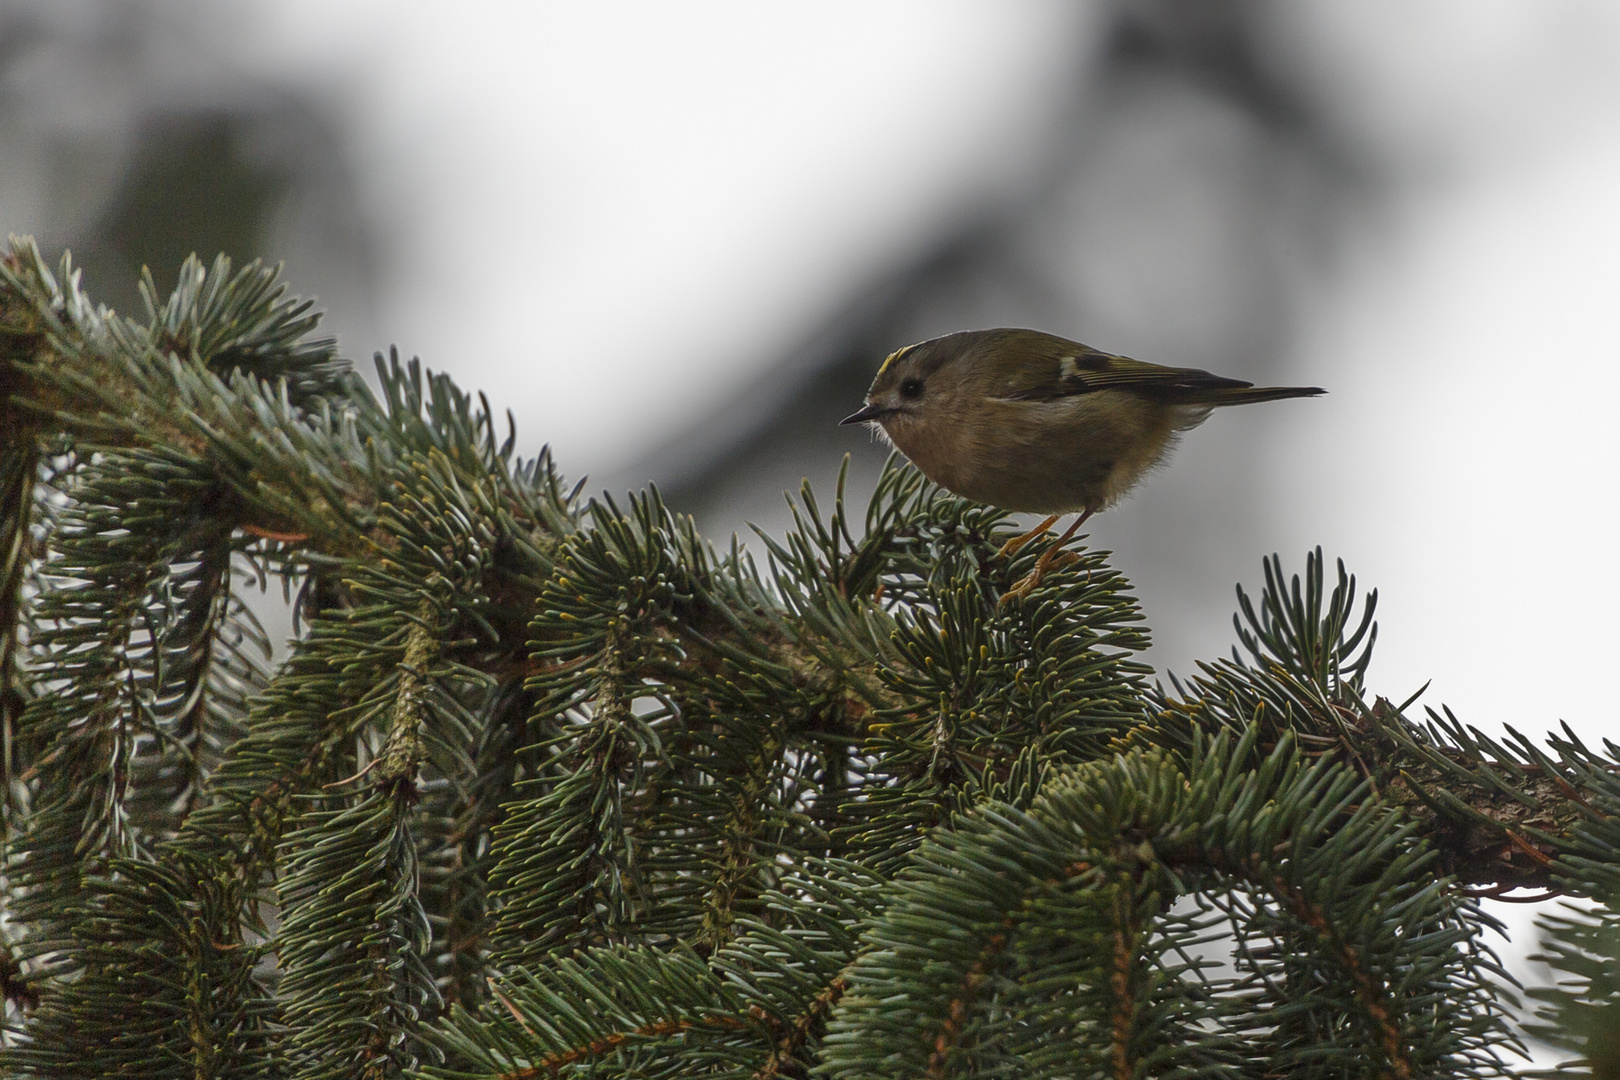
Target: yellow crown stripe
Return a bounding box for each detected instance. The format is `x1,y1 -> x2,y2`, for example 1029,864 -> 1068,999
875,343 -> 917,378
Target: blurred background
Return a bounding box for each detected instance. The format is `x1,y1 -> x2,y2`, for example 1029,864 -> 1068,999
3,0 -> 1617,1034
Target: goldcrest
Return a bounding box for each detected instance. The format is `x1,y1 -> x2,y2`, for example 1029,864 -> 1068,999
840,328 -> 1324,597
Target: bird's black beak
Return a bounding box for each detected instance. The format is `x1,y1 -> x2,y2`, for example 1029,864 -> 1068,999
840,403 -> 891,426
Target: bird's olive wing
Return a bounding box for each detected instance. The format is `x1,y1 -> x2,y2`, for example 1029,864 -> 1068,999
997,348 -> 1254,403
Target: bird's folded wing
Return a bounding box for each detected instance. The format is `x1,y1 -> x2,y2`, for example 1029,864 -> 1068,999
997,347 -> 1253,403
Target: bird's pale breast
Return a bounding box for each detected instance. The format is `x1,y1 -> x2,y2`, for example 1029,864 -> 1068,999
887,392 -> 1182,514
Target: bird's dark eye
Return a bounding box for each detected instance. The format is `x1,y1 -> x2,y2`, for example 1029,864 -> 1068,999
899,378 -> 924,400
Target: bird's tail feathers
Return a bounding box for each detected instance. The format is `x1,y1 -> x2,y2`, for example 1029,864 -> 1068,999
1178,384 -> 1326,407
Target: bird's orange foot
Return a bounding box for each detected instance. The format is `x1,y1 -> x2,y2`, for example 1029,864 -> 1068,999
997,509 -> 1093,603
998,551 -> 1080,604
999,571 -> 1039,604
995,514 -> 1061,561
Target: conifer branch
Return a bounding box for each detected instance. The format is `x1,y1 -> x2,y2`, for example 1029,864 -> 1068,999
4,238 -> 1616,1075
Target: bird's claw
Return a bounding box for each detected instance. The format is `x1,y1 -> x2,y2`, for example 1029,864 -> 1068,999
997,551 -> 1080,604
995,514 -> 1062,561
996,532 -> 1038,561
999,573 -> 1038,604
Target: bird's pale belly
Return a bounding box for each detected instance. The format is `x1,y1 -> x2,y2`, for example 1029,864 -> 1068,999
888,393 -> 1181,514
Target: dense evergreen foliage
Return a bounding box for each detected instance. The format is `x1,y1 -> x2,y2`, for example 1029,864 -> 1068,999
0,239 -> 1614,1077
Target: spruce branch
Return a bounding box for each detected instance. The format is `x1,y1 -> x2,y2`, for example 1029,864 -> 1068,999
2,238 -> 1616,1075
1523,897 -> 1620,1077
821,729 -> 1512,1079
1147,548 -> 1615,896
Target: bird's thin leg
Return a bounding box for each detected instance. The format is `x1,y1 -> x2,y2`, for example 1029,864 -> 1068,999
996,514 -> 1061,561
1000,509 -> 1094,603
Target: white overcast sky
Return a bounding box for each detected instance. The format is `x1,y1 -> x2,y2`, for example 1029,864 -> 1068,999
229,0 -> 1097,469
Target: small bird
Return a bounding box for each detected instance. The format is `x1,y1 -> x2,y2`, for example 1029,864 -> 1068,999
840,328 -> 1324,600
